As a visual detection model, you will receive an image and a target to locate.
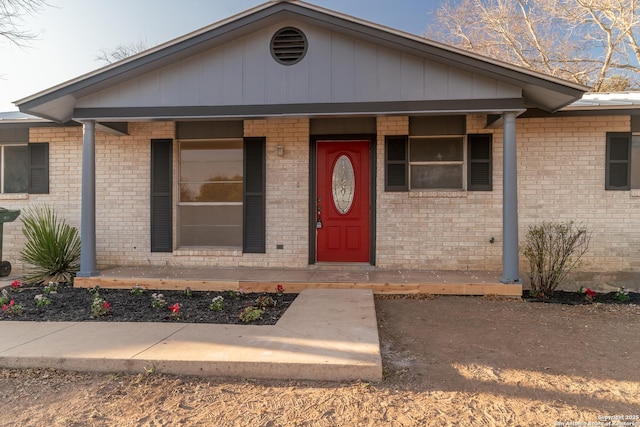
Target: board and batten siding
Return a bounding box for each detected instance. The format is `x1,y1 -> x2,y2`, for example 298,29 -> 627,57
76,21 -> 521,110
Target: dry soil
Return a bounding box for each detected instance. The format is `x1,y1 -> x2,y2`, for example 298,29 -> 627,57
1,295 -> 638,426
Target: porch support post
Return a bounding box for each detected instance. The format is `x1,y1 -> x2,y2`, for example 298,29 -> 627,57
500,111 -> 521,284
77,120 -> 99,277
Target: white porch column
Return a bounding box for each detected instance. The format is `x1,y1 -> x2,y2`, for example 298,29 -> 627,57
77,120 -> 99,277
500,112 -> 521,284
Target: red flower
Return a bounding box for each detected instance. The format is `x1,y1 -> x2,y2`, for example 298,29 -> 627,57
276,284 -> 284,293
10,280 -> 22,289
102,301 -> 111,311
169,303 -> 180,313
585,288 -> 597,298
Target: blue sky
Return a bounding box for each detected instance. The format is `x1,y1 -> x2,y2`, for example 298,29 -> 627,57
0,0 -> 439,112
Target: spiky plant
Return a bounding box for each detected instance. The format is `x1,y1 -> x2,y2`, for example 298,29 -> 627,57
19,205 -> 81,284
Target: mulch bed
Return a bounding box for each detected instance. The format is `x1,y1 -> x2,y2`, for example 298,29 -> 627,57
522,289 -> 640,305
0,283 -> 297,325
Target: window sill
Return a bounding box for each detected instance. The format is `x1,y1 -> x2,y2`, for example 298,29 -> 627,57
174,247 -> 243,257
630,189 -> 640,198
409,190 -> 467,198
0,193 -> 28,201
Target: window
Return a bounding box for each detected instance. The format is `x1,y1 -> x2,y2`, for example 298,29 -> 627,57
384,133 -> 492,192
605,132 -> 631,190
151,134 -> 265,253
179,139 -> 244,247
1,145 -> 28,193
409,136 -> 464,190
0,143 -> 48,194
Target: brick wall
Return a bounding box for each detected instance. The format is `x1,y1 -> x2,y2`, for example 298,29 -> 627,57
94,122 -> 174,267
375,114 -> 638,273
517,115 -> 636,273
2,127 -> 83,272
5,114 -> 638,276
375,115 -> 503,270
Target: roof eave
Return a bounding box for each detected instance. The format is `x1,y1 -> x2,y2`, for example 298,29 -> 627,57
16,0 -> 588,120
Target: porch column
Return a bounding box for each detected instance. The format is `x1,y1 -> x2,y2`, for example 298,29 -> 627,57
77,120 -> 99,277
500,111 -> 521,284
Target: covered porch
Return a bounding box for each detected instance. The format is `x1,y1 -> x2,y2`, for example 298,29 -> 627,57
74,265 -> 522,296
15,0 -> 587,290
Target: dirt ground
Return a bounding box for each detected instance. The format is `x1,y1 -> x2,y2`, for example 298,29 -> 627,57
1,296 -> 639,426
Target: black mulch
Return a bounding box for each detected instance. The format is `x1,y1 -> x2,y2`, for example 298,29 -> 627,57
522,289 -> 640,305
1,284 -> 297,325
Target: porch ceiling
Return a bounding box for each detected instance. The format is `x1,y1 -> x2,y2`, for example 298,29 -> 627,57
71,98 -> 527,122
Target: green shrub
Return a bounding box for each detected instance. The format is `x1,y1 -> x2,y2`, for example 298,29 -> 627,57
522,221 -> 590,299
19,205 -> 81,285
239,306 -> 263,322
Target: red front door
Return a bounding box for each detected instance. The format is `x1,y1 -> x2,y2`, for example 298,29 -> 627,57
316,140 -> 370,262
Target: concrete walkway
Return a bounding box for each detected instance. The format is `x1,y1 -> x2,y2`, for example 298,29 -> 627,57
0,289 -> 382,382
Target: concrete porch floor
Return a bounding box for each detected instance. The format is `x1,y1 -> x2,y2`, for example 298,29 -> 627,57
74,266 -> 522,296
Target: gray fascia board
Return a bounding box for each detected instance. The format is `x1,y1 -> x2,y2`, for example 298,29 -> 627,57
520,107 -> 639,118
73,98 -> 526,120
18,1 -> 585,116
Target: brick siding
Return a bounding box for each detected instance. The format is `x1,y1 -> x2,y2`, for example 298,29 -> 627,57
3,115 -> 637,277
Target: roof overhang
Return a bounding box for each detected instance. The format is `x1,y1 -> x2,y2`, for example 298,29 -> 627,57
72,98 -> 527,122
15,0 -> 587,123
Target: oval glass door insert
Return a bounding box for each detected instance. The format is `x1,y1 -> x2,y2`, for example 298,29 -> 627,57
332,155 -> 355,214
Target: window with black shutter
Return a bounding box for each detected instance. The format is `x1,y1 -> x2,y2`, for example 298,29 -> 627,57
385,136 -> 408,191
151,139 -> 173,252
28,143 -> 49,194
243,137 -> 266,253
606,132 -> 631,190
467,134 -> 492,191
385,133 -> 493,192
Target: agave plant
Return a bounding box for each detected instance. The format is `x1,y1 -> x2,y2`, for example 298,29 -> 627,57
20,205 -> 81,284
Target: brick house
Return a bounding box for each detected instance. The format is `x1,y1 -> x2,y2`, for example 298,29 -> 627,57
1,1 -> 639,288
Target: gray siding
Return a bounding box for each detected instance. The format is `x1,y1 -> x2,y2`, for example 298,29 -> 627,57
77,20 -> 521,109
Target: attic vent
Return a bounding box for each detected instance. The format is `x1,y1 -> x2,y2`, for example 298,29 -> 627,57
270,27 -> 307,65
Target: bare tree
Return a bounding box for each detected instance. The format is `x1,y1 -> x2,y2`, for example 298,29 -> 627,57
0,0 -> 48,47
95,41 -> 148,64
426,0 -> 640,91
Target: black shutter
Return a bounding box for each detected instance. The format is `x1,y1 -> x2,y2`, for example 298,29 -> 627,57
243,137 -> 266,253
467,134 -> 492,191
606,132 -> 631,190
28,143 -> 49,194
150,139 -> 173,252
385,136 -> 408,191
